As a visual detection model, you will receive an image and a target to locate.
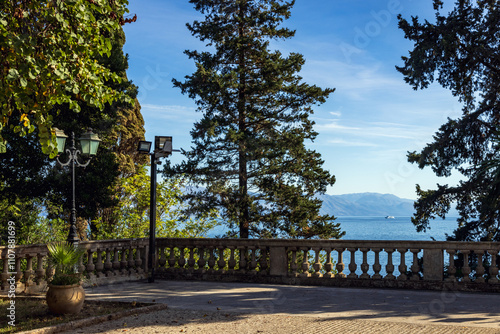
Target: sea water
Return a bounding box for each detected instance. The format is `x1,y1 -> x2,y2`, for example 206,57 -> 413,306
338,216 -> 458,241
208,216 -> 459,241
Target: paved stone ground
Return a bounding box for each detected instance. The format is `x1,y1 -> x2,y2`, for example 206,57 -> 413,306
64,280 -> 500,334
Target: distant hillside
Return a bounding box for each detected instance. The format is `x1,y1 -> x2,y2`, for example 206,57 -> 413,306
318,193 -> 416,217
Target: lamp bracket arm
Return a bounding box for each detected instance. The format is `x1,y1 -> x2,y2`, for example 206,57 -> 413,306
74,150 -> 92,168
55,149 -> 92,168
56,149 -> 74,167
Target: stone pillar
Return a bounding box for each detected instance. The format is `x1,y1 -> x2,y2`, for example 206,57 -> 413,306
423,249 -> 443,281
269,246 -> 288,277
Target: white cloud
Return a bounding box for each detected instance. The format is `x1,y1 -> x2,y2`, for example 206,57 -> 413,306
327,138 -> 378,147
316,119 -> 431,140
141,104 -> 198,122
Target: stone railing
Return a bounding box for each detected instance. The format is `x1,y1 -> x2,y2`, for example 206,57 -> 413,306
154,238 -> 500,292
0,239 -> 148,294
1,238 -> 499,294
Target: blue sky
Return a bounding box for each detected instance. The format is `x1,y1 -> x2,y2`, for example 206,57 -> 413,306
122,0 -> 463,200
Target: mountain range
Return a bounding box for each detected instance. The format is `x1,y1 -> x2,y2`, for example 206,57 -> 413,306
319,192 -> 417,217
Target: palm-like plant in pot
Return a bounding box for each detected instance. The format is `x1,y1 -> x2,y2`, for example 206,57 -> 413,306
46,242 -> 86,315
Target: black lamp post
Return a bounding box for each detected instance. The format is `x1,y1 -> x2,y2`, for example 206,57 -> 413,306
54,128 -> 101,244
137,136 -> 178,283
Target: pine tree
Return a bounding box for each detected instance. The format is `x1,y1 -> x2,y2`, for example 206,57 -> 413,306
172,0 -> 342,239
397,0 -> 500,241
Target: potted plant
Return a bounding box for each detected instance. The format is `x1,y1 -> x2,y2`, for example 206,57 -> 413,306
46,242 -> 86,315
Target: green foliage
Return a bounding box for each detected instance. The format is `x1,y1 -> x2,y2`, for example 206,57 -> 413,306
47,242 -> 85,285
398,0 -> 500,241
0,20 -> 146,242
0,0 -> 132,157
0,195 -> 68,246
171,0 -> 342,239
93,165 -> 220,240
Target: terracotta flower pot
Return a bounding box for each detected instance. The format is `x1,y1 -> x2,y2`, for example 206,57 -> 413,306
46,283 -> 85,315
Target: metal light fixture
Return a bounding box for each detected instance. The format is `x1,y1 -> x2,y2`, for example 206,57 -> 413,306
154,136 -> 172,158
54,128 -> 68,154
137,141 -> 152,153
79,129 -> 102,156
137,135 -> 179,283
54,128 -> 101,244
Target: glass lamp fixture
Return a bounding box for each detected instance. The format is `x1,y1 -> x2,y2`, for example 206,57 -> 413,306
79,129 -> 101,156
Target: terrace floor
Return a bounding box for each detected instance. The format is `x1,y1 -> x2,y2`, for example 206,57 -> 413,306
62,280 -> 500,333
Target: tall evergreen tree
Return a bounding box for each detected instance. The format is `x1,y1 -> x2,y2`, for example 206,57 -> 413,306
397,0 -> 500,241
171,0 -> 342,239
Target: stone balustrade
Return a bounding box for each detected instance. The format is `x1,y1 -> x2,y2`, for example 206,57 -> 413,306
154,238 -> 500,292
0,239 -> 148,294
1,238 -> 499,294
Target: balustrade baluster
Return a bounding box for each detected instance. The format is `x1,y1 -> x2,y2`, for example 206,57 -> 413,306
217,248 -> 226,272
24,255 -> 34,286
104,249 -> 113,276
238,247 -> 247,273
208,247 -> 216,273
228,247 -> 237,273
197,248 -> 206,273
128,247 -> 136,274
312,248 -> 322,278
135,248 -> 144,274
372,248 -> 382,279
86,249 -> 95,278
410,249 -> 420,281
112,248 -> 121,276
461,250 -> 471,282
488,250 -> 499,284
178,248 -> 186,271
95,250 -> 104,278
35,253 -> 45,285
249,248 -> 258,274
397,249 -> 408,281
324,248 -> 334,278
299,248 -> 310,278
120,248 -> 128,275
347,248 -> 358,279
335,248 -> 346,278
188,248 -> 196,272
445,249 -> 456,282
168,247 -> 176,271
360,248 -> 370,279
385,249 -> 395,280
475,250 -> 486,283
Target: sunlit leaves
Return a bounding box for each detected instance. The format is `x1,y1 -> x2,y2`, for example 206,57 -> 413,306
94,165 -> 219,240
0,0 -> 132,157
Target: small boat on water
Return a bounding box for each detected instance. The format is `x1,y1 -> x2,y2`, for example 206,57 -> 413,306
385,216 -> 395,219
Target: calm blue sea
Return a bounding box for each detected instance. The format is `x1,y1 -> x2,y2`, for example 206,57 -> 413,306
207,216 -> 459,241
338,216 -> 458,241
